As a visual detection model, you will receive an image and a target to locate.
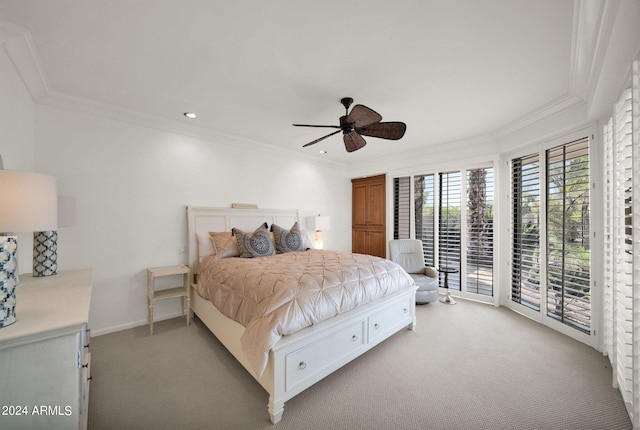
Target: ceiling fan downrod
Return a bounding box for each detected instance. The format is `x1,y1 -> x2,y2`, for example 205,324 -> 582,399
340,97 -> 354,131
340,97 -> 353,113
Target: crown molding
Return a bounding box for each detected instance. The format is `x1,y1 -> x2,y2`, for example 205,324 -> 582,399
569,0 -> 621,105
2,2 -> 620,171
492,0 -> 621,143
0,19 -> 346,173
347,132 -> 498,178
0,18 -> 24,42
38,90 -> 348,173
492,94 -> 585,140
1,18 -> 49,102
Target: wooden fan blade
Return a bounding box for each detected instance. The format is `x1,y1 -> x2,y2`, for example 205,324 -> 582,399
302,129 -> 342,147
343,131 -> 367,152
356,122 -> 406,140
293,124 -> 341,128
346,105 -> 382,128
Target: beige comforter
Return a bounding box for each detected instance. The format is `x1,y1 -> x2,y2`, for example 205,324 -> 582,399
197,249 -> 415,376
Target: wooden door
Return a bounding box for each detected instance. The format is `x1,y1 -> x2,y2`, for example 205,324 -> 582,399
352,182 -> 369,227
367,181 -> 386,227
351,175 -> 386,257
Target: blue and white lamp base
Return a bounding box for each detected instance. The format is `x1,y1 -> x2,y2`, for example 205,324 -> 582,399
0,236 -> 18,328
33,230 -> 58,277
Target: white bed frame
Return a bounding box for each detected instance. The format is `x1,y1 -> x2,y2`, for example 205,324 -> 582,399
186,205 -> 417,424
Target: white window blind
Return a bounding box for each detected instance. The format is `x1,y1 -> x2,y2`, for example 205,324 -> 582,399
616,87 -> 633,407
606,85 -> 635,414
466,168 -> 494,296
603,117 -> 614,361
602,57 -> 640,426
511,154 -> 541,311
633,58 -> 640,429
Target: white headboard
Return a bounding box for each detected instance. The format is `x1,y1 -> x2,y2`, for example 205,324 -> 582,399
186,205 -> 299,280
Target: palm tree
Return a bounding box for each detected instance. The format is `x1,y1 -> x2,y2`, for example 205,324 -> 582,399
467,169 -> 490,263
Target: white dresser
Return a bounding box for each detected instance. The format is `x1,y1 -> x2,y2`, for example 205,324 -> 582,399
0,269 -> 92,430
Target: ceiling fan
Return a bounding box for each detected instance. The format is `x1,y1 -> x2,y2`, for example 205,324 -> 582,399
293,97 -> 406,153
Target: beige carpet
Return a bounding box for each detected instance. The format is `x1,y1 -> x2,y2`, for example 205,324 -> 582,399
88,299 -> 631,430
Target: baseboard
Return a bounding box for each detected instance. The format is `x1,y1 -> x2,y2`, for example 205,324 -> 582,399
91,310 -> 185,336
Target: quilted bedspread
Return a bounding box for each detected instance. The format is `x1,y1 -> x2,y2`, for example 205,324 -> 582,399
197,249 -> 415,376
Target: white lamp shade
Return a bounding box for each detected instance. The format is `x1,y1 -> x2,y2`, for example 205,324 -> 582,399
0,170 -> 58,233
307,215 -> 331,231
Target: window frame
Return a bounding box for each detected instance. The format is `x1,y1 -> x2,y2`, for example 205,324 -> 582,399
390,158 -> 498,305
502,126 -> 599,349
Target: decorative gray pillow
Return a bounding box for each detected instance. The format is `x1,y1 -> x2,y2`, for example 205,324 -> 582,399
271,222 -> 306,254
232,223 -> 275,258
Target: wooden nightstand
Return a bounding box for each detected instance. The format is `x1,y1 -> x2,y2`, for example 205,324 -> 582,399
146,265 -> 190,335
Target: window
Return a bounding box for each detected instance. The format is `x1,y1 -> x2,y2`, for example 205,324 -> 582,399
467,168 -> 494,296
510,138 -> 591,334
511,154 -> 541,310
439,171 -> 462,290
545,138 -> 591,333
415,174 -> 435,266
393,167 -> 494,298
393,177 -> 411,239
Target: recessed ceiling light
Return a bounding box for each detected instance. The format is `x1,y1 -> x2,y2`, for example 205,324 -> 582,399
320,150 -> 327,154
184,112 -> 197,119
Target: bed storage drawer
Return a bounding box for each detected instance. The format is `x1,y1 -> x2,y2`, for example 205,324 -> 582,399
285,319 -> 365,391
368,295 -> 413,343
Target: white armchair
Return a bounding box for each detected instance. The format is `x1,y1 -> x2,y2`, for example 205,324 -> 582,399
389,239 -> 439,304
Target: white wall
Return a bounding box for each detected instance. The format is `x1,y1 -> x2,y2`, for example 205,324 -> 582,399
30,105 -> 351,334
0,45 -> 39,272
3,0 -> 638,338
0,47 -> 35,170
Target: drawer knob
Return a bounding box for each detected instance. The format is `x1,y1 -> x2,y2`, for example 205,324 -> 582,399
374,323 -> 379,329
352,335 -> 358,341
299,361 -> 307,370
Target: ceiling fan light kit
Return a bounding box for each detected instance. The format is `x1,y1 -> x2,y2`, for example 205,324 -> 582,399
294,97 -> 406,153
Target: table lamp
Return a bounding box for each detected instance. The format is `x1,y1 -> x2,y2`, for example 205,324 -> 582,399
32,195 -> 76,277
307,215 -> 331,249
0,169 -> 58,327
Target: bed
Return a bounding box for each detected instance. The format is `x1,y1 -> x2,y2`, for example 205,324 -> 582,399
186,205 -> 417,424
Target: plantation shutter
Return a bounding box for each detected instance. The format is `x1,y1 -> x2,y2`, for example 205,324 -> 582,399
511,154 -> 541,311
603,117 -> 615,360
545,137 -> 591,334
601,57 -> 640,427
393,177 -> 411,239
439,171 -> 461,290
466,168 -> 494,296
613,85 -> 635,413
632,58 -> 640,430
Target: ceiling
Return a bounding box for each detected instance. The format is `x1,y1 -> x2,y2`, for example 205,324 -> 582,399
0,1 -> 604,164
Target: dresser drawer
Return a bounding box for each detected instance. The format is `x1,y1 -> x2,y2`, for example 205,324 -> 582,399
285,320 -> 365,391
368,296 -> 413,343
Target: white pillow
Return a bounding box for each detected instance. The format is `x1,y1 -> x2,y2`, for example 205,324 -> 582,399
300,229 -> 315,249
197,232 -> 214,261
